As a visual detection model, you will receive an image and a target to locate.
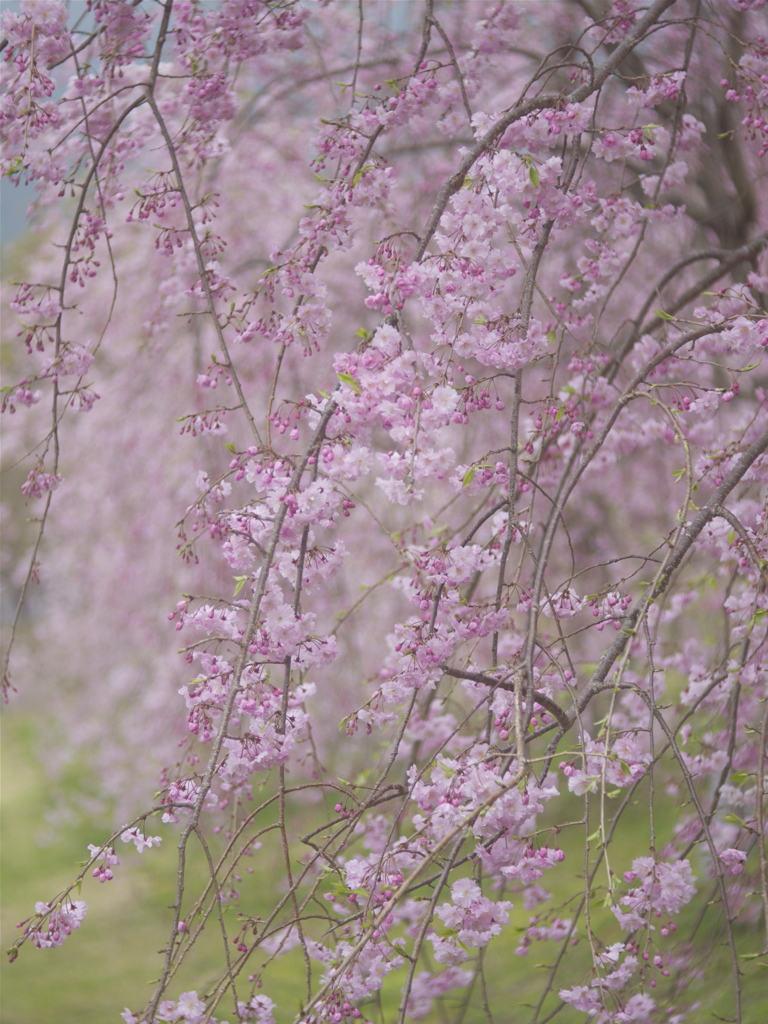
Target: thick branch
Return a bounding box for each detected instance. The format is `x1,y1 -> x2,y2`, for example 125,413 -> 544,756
440,664 -> 570,732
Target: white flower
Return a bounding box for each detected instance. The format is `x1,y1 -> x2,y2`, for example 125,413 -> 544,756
120,827 -> 162,852
432,385 -> 458,415
450,877 -> 481,907
176,990 -> 206,1019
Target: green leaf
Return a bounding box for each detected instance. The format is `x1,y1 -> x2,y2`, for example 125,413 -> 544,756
721,813 -> 748,828
656,310 -> 675,320
462,467 -> 476,487
546,329 -> 557,344
233,575 -> 249,597
528,165 -> 540,187
671,468 -> 686,482
5,156 -> 23,177
353,165 -> 374,186
729,771 -> 751,784
224,442 -> 236,452
328,881 -> 366,901
337,372 -> 362,394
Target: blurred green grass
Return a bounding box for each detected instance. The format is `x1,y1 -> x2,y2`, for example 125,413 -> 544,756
1,717 -> 223,1023
2,715 -> 766,1023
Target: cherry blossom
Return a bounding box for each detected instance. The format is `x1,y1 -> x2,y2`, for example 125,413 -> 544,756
2,1 -> 766,1021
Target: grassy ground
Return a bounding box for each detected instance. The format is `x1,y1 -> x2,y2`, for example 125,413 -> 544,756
2,716 -> 766,1023
1,718 -> 218,1022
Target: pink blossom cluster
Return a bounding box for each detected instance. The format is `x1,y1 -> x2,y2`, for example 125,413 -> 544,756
614,857 -> 697,931
430,878 -> 512,963
21,898 -> 87,951
20,467 -> 62,501
2,0 -> 767,1021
